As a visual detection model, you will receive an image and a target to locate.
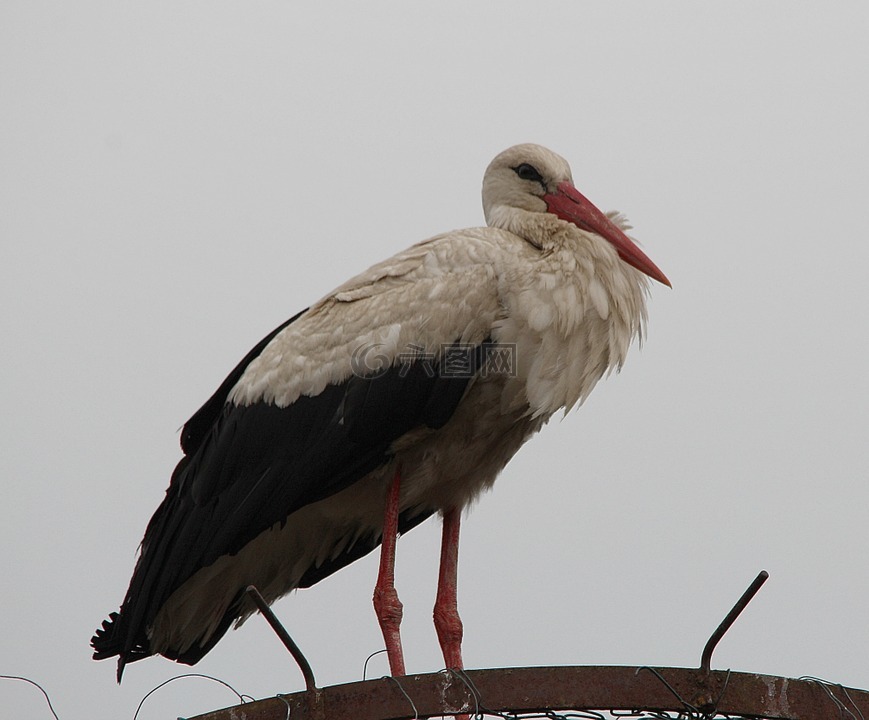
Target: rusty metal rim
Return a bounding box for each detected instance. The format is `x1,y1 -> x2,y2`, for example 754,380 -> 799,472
188,665 -> 869,720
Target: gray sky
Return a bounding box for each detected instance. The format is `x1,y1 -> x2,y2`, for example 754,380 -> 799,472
3,2 -> 869,717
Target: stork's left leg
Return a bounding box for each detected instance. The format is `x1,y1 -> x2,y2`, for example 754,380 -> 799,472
373,466 -> 407,676
433,506 -> 464,670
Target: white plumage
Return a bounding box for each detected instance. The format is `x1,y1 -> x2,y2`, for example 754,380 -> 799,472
92,143 -> 669,680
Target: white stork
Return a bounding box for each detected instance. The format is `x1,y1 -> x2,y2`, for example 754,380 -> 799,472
92,143 -> 669,681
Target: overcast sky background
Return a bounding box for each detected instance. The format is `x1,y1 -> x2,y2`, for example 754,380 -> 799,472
3,2 -> 869,718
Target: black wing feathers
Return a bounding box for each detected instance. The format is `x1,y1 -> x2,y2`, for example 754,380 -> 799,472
93,306 -> 497,678
180,309 -> 307,455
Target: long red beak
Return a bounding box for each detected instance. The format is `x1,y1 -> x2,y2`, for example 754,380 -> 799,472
543,181 -> 671,287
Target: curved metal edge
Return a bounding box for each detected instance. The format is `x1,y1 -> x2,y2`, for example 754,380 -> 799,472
188,665 -> 869,720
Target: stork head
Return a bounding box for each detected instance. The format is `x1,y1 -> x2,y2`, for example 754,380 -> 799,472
482,144 -> 670,287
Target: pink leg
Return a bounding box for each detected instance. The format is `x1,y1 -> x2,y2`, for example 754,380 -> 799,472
434,506 -> 464,670
373,466 -> 406,676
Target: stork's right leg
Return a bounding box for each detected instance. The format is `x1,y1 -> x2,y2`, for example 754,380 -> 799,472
372,466 -> 406,676
434,507 -> 469,720
433,506 -> 464,670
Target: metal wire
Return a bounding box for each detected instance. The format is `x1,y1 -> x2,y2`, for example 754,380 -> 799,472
635,667 -> 700,717
275,693 -> 292,720
133,673 -> 250,720
800,676 -> 865,720
363,649 -> 389,681
446,668 -> 482,718
0,674 -> 61,720
386,675 -> 420,720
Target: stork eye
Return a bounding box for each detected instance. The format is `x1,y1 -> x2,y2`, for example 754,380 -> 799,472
513,163 -> 544,184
